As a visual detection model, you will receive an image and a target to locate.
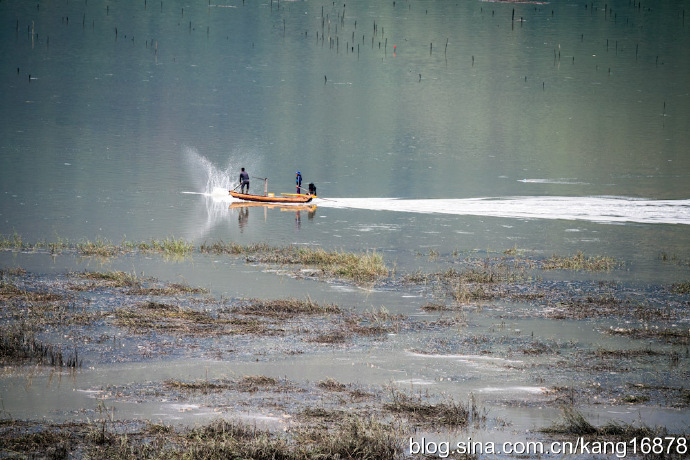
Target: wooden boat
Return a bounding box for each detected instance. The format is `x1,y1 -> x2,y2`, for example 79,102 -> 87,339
229,190 -> 313,204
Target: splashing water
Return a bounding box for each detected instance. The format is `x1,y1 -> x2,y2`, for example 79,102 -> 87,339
184,146 -> 233,196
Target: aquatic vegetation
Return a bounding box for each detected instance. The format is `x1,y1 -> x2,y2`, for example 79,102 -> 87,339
541,406 -> 670,440
114,301 -> 225,334
383,389 -> 481,428
269,246 -> 388,283
137,237 -> 194,256
76,238 -> 122,257
74,270 -> 141,288
0,415 -> 401,459
233,298 -> 341,318
317,377 -> 348,392
671,281 -> 690,294
164,378 -> 235,394
201,241 -> 389,283
127,282 -> 209,296
0,232 -> 24,250
237,375 -> 281,392
420,302 -> 452,312
606,327 -> 690,344
0,325 -> 80,368
660,252 -> 690,267
542,251 -> 618,271
199,240 -> 275,255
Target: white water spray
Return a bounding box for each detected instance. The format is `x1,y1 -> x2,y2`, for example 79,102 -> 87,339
184,146 -> 234,197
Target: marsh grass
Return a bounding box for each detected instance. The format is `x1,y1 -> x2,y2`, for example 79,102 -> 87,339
76,238 -> 122,257
137,237 -> 194,256
542,407 -> 667,439
0,325 -> 81,368
317,377 -> 348,392
73,271 -> 208,295
164,379 -> 235,393
671,281 -> 690,294
594,347 -> 663,358
199,240 -> 275,255
606,327 -> 690,344
201,241 -> 389,283
420,302 -> 452,312
127,283 -> 209,296
310,331 -> 348,343
343,307 -> 403,336
0,284 -> 65,308
543,251 -> 618,271
234,298 -> 341,318
0,416 -> 392,460
114,301 -> 224,333
0,232 -> 24,250
237,375 -> 281,392
383,389 -> 481,427
75,271 -> 141,288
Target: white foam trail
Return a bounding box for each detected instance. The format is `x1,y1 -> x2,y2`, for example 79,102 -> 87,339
316,196 -> 690,225
518,178 -> 589,185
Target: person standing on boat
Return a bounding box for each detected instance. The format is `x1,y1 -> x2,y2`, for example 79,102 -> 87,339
239,167 -> 250,194
296,171 -> 302,195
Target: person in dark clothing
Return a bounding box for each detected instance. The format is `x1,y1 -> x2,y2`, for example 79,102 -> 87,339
239,167 -> 250,194
296,171 -> 302,194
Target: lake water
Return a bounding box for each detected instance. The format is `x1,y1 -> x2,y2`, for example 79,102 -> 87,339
1,0 -> 689,454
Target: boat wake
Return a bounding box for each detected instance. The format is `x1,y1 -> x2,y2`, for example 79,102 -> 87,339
315,196 -> 690,225
181,150 -> 689,225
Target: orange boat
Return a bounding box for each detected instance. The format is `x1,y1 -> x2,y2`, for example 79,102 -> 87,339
229,190 -> 313,204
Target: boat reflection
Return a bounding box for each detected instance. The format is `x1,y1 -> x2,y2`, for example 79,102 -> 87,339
229,202 -> 317,231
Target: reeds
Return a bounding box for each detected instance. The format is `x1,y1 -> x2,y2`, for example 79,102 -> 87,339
542,406 -> 667,439
233,298 -> 341,318
0,325 -> 81,368
383,389 -> 482,427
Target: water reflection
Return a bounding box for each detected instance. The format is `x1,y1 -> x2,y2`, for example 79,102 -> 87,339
228,202 -> 317,232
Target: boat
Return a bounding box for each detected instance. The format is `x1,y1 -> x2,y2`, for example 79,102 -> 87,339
229,190 -> 313,204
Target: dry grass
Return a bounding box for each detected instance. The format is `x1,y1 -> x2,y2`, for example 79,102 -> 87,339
74,271 -> 141,288
541,406 -> 669,440
0,416 -> 402,459
383,389 -> 481,427
606,327 -> 690,344
114,301 -> 228,334
0,324 -> 81,368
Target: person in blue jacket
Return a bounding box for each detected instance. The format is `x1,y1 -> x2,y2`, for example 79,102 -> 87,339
296,171 -> 302,194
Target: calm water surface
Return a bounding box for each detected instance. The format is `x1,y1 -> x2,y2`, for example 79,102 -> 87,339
1,0 -> 689,452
